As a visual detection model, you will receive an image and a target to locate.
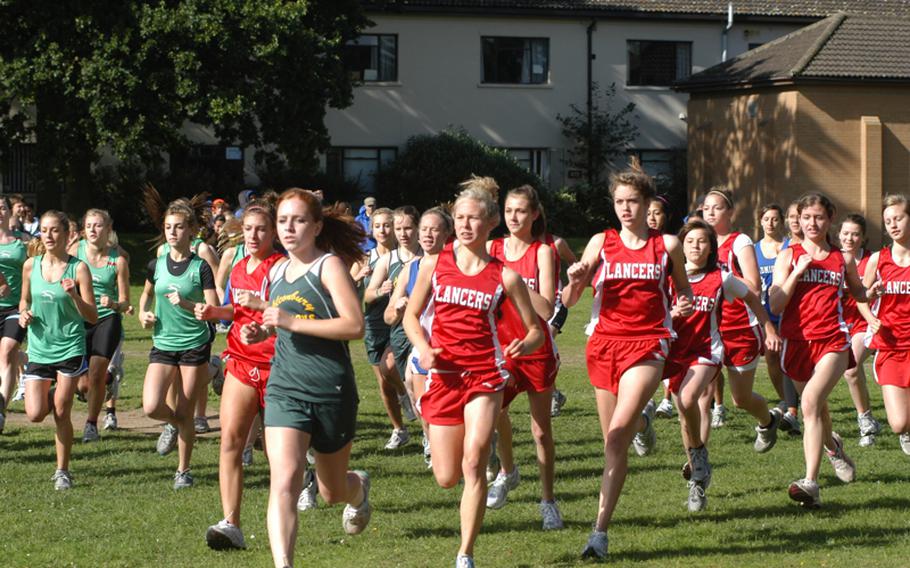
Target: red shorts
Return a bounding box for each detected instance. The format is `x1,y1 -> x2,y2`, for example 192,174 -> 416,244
849,319 -> 869,336
780,333 -> 854,382
721,325 -> 764,371
664,353 -> 721,395
502,355 -> 559,408
874,350 -> 910,388
586,334 -> 669,395
418,367 -> 509,426
226,357 -> 271,409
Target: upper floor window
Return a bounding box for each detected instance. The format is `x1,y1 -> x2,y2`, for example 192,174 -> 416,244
507,148 -> 549,180
627,40 -> 691,86
327,147 -> 397,194
345,34 -> 398,82
482,37 -> 549,84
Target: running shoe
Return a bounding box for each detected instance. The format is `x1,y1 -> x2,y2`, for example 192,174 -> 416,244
655,397 -> 675,418
688,445 -> 712,489
102,412 -> 118,431
486,467 -> 520,510
342,470 -> 372,535
486,431 -> 500,483
788,478 -> 821,508
632,400 -> 656,456
384,428 -> 410,450
194,416 -> 210,434
687,480 -> 707,512
82,422 -> 100,443
422,434 -> 432,468
550,389 -> 567,417
11,381 -> 25,402
858,411 -> 881,447
298,469 -> 318,511
242,445 -> 253,467
210,356 -> 225,397
754,408 -> 782,453
540,500 -> 564,530
825,432 -> 856,483
106,366 -> 124,401
399,393 -> 417,422
157,424 -> 178,456
52,469 -> 73,491
206,519 -> 246,550
711,404 -> 727,428
581,530 -> 608,560
174,469 -> 194,490
456,554 -> 475,568
900,432 -> 910,456
681,461 -> 691,482
781,411 -> 801,437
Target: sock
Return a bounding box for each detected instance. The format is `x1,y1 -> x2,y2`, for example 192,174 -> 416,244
86,419 -> 97,426
106,408 -> 116,415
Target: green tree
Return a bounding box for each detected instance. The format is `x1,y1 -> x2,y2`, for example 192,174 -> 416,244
0,0 -> 368,212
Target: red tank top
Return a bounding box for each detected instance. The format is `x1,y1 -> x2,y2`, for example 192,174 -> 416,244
779,244 -> 849,340
587,229 -> 673,340
841,249 -> 871,329
226,252 -> 285,364
870,247 -> 910,350
429,242 -> 506,371
671,268 -> 724,360
489,238 -> 557,361
716,232 -> 757,331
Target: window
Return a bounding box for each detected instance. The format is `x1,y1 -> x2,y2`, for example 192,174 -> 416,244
627,40 -> 692,86
629,149 -> 674,179
327,147 -> 397,194
1,143 -> 37,194
482,37 -> 549,84
345,34 -> 397,82
507,148 -> 549,180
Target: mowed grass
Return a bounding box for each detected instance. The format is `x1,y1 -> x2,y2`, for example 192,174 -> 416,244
2,285 -> 910,567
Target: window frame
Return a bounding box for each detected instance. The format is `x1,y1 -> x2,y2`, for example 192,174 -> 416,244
627,39 -> 692,87
481,36 -> 550,85
344,33 -> 399,83
326,146 -> 398,194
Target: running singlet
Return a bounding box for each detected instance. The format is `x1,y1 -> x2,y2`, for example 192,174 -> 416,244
268,256 -> 357,403
231,243 -> 247,268
754,238 -> 788,325
870,246 -> 910,350
226,252 -> 285,365
151,254 -> 210,351
76,240 -> 119,320
841,248 -> 871,332
363,249 -> 400,330
390,256 -> 423,353
489,238 -> 556,360
670,268 -> 728,361
586,229 -> 673,340
779,244 -> 849,340
27,255 -> 86,363
0,235 -> 27,310
429,242 -> 506,372
717,232 -> 758,331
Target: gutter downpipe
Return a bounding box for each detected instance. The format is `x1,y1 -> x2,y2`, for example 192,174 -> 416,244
721,2 -> 733,61
586,19 -> 596,186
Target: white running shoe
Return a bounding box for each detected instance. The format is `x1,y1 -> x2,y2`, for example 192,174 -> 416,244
210,356 -> 225,397
858,411 -> 881,447
632,400 -> 656,457
52,469 -> 73,491
581,530 -> 608,560
306,448 -> 316,465
780,411 -> 801,436
102,412 -> 118,431
687,445 -> 712,488
11,381 -> 25,402
194,416 -> 210,434
399,393 -> 417,422
298,469 -> 318,511
825,432 -> 856,483
205,519 -> 246,550
174,469 -> 194,490
788,478 -> 821,508
456,554 -> 475,568
486,431 -> 500,483
82,422 -> 100,443
384,428 -> 410,450
540,500 -> 564,530
422,434 -> 432,467
687,480 -> 707,512
754,408 -> 782,453
901,432 -> 910,456
342,470 -> 372,535
711,404 -> 727,428
157,424 -> 178,455
486,467 -> 520,509
655,397 -> 675,418
550,389 -> 567,417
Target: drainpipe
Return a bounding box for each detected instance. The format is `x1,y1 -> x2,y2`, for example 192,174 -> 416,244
586,19 -> 596,186
721,2 -> 733,61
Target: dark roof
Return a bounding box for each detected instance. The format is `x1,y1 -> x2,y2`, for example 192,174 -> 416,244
364,1 -> 910,20
675,12 -> 910,91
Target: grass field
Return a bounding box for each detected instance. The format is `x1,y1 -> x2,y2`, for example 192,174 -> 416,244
2,284 -> 910,567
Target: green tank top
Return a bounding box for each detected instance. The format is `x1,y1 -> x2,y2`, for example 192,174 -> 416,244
269,256 -> 357,404
231,243 -> 246,269
0,236 -> 28,310
76,240 -> 120,320
27,255 -> 86,363
152,253 -> 210,352
363,249 -> 403,330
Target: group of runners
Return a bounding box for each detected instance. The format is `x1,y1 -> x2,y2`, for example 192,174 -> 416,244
2,166 -> 910,567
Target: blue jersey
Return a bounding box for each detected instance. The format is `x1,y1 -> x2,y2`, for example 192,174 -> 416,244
754,238 -> 789,325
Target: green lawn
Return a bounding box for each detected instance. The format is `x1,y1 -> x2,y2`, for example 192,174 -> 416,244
1,287 -> 910,567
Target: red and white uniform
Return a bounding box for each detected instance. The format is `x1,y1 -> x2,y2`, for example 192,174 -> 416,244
716,232 -> 763,370
842,248 -> 872,336
225,252 -> 285,407
779,244 -> 853,382
870,247 -> 910,388
489,238 -> 559,406
586,229 -> 673,394
419,242 -> 508,425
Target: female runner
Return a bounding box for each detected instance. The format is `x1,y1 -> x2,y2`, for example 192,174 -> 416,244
561,168 -> 693,560
403,177 -> 543,568
21,210 -> 98,489
241,189 -> 372,568
702,188 -> 783,447
647,195 -> 677,419
770,193 -> 876,507
0,197 -> 29,433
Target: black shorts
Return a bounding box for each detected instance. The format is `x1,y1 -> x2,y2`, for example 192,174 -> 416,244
85,314 -> 123,359
548,300 -> 569,333
0,306 -> 26,343
264,394 -> 358,454
23,355 -> 88,381
149,342 -> 212,367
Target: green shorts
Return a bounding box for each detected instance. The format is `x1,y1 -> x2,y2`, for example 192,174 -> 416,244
389,325 -> 412,381
264,393 -> 358,454
363,324 -> 391,366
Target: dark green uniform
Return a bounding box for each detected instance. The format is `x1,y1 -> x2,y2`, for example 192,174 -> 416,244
363,249 -> 400,365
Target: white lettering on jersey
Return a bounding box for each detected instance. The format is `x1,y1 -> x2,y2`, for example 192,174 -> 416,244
434,285 -> 493,310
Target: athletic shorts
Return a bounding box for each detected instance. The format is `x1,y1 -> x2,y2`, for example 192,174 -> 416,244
149,342 -> 212,366
418,367 -> 510,426
664,351 -> 721,395
849,319 -> 869,336
0,306 -> 25,343
586,334 -> 669,395
85,314 -> 123,359
780,334 -> 854,382
226,357 -> 271,409
364,325 -> 390,366
873,350 -> 910,388
408,348 -> 429,376
264,394 -> 358,454
23,355 -> 88,381
548,301 -> 569,332
721,325 -> 764,372
502,355 -> 559,408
